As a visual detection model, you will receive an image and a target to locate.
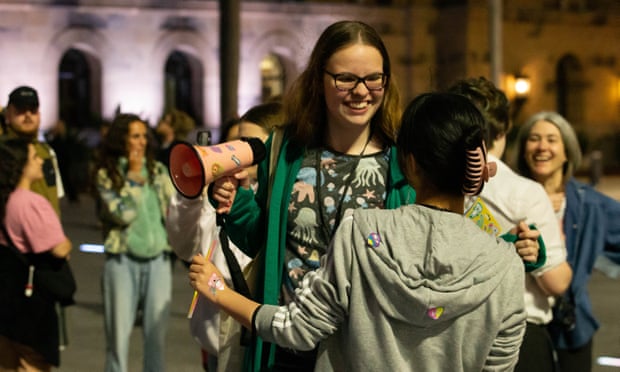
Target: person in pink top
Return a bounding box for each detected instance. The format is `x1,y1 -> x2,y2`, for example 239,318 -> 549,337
0,137 -> 72,371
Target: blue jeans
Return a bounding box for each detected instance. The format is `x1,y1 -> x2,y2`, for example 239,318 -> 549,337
103,253 -> 171,372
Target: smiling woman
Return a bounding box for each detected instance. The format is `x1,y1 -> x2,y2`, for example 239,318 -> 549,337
208,20 -> 415,372
516,112 -> 582,189
192,92 -> 526,372
514,111 -> 620,372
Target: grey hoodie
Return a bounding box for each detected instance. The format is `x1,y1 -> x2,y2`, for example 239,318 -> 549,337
255,204 -> 526,371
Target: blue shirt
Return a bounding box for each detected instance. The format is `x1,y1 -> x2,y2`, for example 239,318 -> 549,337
548,178 -> 620,349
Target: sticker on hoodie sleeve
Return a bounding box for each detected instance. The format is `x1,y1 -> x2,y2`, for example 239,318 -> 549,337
367,232 -> 381,248
427,306 -> 444,320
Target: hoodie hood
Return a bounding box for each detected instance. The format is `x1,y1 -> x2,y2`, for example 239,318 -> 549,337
350,204 -> 518,327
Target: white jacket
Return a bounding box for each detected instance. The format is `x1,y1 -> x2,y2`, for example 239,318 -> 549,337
166,192 -> 251,355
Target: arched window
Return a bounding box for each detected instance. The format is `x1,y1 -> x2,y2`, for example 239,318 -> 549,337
164,51 -> 204,125
165,51 -> 192,116
556,54 -> 585,126
59,48 -> 95,129
57,48 -> 102,201
260,53 -> 285,102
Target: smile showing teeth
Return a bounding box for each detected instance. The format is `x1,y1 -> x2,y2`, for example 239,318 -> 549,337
348,101 -> 368,109
534,155 -> 550,161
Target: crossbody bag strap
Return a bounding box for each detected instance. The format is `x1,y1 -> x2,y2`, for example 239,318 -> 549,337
217,128 -> 284,297
216,214 -> 252,298
216,212 -> 254,346
219,128 -> 284,350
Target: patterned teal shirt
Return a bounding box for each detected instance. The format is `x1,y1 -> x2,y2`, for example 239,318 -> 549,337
96,158 -> 174,257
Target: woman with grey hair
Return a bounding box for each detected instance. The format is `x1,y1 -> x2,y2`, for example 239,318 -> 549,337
516,111 -> 582,190
514,111 -> 620,372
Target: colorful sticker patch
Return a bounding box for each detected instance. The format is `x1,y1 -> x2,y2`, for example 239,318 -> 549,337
367,232 -> 381,248
230,154 -> 241,166
464,197 -> 502,236
211,163 -> 224,177
208,273 -> 225,295
427,306 -> 444,320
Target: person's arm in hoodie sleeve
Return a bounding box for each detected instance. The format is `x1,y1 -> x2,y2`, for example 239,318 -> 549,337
188,216 -> 352,351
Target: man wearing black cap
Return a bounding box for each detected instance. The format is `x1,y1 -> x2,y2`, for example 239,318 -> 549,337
3,86 -> 64,216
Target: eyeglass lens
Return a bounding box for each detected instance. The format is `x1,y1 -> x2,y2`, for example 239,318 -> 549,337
331,73 -> 385,91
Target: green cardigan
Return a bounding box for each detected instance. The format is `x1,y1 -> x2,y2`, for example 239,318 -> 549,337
221,130 -> 416,371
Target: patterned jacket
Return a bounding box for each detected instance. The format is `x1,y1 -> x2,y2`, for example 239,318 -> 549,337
96,158 -> 174,256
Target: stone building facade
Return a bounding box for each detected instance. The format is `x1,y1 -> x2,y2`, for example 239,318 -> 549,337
0,0 -> 619,166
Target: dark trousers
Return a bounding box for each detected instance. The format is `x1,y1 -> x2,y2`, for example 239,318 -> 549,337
515,322 -> 557,372
556,339 -> 593,372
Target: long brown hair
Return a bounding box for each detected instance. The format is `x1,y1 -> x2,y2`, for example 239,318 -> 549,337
0,137 -> 29,223
282,20 -> 401,148
95,113 -> 156,191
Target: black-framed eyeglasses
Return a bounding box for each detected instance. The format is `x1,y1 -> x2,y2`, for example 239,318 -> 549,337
324,70 -> 387,91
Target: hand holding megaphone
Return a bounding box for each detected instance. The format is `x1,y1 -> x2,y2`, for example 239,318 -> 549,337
211,171 -> 248,214
168,137 -> 267,200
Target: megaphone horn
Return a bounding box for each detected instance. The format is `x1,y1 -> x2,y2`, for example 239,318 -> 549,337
169,137 -> 267,199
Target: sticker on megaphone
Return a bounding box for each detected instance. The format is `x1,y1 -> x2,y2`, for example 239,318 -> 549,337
169,137 -> 267,199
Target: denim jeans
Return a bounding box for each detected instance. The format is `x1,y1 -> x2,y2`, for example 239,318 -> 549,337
103,253 -> 171,372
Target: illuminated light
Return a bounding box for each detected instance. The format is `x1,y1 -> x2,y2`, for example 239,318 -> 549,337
514,76 -> 531,98
597,356 -> 620,367
79,243 -> 105,253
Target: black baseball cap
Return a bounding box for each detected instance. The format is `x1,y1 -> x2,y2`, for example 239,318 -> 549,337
8,86 -> 39,111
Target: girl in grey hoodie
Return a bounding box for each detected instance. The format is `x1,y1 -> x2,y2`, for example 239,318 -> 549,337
189,92 -> 527,372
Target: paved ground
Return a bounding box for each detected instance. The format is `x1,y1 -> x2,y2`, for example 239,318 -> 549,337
57,197 -> 200,371
54,177 -> 620,371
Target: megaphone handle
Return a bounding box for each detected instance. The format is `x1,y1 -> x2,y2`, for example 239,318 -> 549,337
215,175 -> 238,214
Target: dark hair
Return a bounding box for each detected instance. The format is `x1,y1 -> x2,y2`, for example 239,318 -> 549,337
0,137 -> 30,223
240,101 -> 284,130
0,108 -> 6,134
219,116 -> 241,144
95,113 -> 156,191
447,76 -> 510,146
282,20 -> 401,147
397,92 -> 487,195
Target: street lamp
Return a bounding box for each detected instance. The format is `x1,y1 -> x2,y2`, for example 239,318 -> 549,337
514,75 -> 531,99
510,74 -> 531,122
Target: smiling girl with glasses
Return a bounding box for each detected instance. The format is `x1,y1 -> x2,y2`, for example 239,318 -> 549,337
208,20 -> 415,372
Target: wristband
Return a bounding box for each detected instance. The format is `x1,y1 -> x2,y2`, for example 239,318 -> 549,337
500,224 -> 547,272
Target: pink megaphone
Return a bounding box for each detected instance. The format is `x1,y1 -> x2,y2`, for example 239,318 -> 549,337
169,137 -> 267,199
